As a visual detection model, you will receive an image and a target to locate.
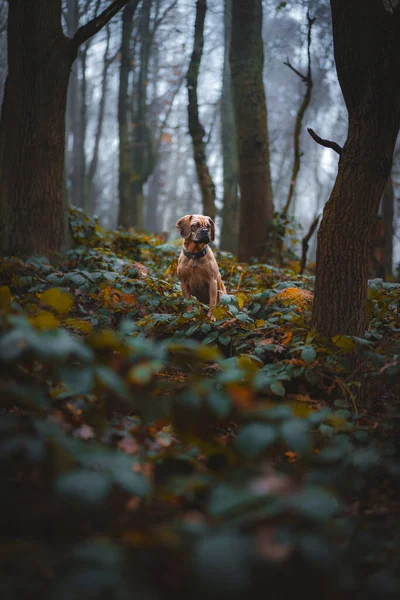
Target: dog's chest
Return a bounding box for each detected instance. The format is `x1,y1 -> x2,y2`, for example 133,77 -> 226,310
178,257 -> 213,303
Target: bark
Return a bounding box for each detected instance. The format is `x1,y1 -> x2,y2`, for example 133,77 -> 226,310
87,25 -> 112,212
187,0 -> 216,221
66,0 -> 83,208
0,1 -> 71,256
0,0 -> 131,256
311,1 -> 400,336
230,0 -> 274,263
382,174 -> 394,280
220,0 -> 239,254
79,44 -> 89,212
131,0 -> 154,229
117,2 -> 136,228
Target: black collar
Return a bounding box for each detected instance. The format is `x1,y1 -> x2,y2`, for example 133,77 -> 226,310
182,245 -> 209,260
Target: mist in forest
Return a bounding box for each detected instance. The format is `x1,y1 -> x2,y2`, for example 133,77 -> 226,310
0,0 -> 398,264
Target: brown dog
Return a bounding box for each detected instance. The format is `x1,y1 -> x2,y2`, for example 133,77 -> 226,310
176,214 -> 227,316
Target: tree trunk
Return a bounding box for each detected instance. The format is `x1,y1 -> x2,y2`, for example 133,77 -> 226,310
220,0 -> 239,254
0,0 -> 132,256
66,0 -> 83,208
0,0 -> 71,256
311,1 -> 400,336
230,0 -> 274,263
79,44 -> 89,212
131,0 -> 154,230
117,2 -> 136,228
87,26 -> 111,213
382,174 -> 394,280
187,0 -> 216,221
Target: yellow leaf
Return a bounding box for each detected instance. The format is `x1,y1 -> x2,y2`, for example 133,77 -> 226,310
0,286 -> 12,312
237,354 -> 262,375
40,288 -> 73,315
63,318 -> 92,335
91,329 -> 121,349
332,335 -> 355,353
29,310 -> 59,330
237,293 -> 247,309
211,305 -> 227,320
255,319 -> 265,328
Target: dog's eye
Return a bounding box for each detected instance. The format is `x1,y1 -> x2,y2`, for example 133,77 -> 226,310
191,223 -> 199,230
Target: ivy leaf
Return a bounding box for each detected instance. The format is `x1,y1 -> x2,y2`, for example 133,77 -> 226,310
236,423 -> 278,458
56,470 -> 112,507
280,418 -> 311,454
95,366 -> 129,398
270,381 -> 285,397
301,346 -> 317,363
218,334 -> 231,346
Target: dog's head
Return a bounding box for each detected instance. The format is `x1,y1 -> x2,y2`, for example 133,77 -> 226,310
176,214 -> 215,244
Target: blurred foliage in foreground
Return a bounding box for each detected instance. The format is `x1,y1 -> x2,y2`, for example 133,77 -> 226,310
1,209 -> 400,599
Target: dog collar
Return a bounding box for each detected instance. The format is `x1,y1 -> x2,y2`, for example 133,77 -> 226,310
182,245 -> 209,261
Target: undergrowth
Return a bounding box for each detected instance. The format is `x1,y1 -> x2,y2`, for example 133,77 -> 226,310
1,209 -> 400,600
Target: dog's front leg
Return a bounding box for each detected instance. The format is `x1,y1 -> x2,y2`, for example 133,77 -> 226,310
180,280 -> 191,298
207,279 -> 218,320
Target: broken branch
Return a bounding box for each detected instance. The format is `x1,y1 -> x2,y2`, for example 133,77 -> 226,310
307,127 -> 342,156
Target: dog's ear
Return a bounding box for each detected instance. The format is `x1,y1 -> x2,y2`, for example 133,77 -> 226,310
176,215 -> 192,239
208,217 -> 215,242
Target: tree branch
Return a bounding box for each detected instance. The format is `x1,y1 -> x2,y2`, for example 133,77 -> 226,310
307,127 -> 343,155
283,59 -> 307,83
300,214 -> 320,275
282,13 -> 315,217
72,0 -> 139,50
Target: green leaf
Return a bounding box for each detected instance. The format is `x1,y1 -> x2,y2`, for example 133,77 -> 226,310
207,391 -> 231,418
270,381 -> 285,397
56,470 -> 112,506
202,331 -> 219,345
236,423 -> 277,458
59,367 -> 94,396
95,366 -> 129,397
301,346 -> 317,363
112,469 -> 150,497
218,334 -> 231,346
193,533 -> 253,595
287,488 -> 340,522
280,418 -> 311,454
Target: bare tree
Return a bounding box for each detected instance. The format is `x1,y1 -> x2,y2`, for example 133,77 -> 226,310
220,0 -> 239,254
187,0 -> 216,221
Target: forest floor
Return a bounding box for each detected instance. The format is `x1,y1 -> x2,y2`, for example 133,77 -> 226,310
0,209 -> 400,600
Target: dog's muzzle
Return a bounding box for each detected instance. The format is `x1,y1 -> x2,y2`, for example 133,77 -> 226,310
195,228 -> 210,244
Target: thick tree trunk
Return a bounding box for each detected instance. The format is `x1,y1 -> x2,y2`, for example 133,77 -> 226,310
220,0 -> 239,254
311,1 -> 400,336
187,0 -> 216,221
230,0 -> 274,263
117,2 -> 136,228
0,0 -> 131,255
0,0 -> 71,256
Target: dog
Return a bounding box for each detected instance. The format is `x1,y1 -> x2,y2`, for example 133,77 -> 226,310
176,214 -> 227,317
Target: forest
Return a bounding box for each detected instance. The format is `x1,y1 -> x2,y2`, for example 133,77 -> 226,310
1,0 -> 400,598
